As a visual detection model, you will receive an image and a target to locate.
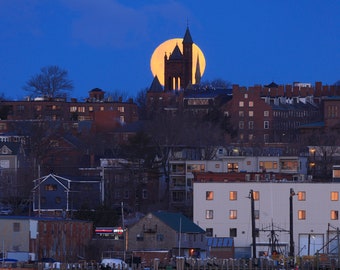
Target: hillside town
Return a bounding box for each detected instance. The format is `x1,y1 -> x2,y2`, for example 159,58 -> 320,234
1,27 -> 340,269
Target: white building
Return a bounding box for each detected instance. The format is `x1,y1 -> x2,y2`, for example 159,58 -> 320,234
193,182 -> 340,258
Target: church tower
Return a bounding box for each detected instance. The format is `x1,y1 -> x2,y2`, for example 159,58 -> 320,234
164,27 -> 193,91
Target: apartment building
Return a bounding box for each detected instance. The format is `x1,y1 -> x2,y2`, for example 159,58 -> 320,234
169,154 -> 308,217
193,181 -> 340,258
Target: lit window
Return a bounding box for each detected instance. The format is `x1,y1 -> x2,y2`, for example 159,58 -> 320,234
77,106 -> 85,113
239,101 -> 244,107
244,94 -> 248,99
264,111 -> 269,117
118,106 -> 125,112
298,210 -> 306,220
249,101 -> 254,107
249,111 -> 254,117
253,191 -> 260,201
230,228 -> 237,237
100,106 -> 104,111
331,192 -> 339,201
229,210 -> 237,219
298,191 -> 306,201
89,106 -> 94,112
206,210 -> 213,219
331,210 -> 338,220
229,191 -> 237,200
206,191 -> 214,200
70,106 -> 77,112
228,163 -> 239,172
264,121 -> 269,129
45,184 -> 57,191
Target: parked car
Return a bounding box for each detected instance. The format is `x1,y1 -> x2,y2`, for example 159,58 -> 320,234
101,258 -> 128,269
0,207 -> 13,215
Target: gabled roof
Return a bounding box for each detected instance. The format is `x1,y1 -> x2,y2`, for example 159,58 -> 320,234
0,142 -> 22,155
183,27 -> 193,44
169,44 -> 183,60
149,76 -> 163,92
152,211 -> 205,233
32,173 -> 71,191
264,82 -> 279,88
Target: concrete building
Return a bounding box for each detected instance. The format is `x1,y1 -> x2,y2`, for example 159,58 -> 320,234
193,181 -> 340,258
169,155 -> 308,217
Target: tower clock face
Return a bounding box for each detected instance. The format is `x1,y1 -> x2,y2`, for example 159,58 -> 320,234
150,38 -> 206,86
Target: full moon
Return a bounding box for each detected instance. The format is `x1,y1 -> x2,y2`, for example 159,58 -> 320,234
150,38 -> 206,86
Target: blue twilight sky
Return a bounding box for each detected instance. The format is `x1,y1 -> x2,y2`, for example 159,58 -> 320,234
0,0 -> 339,100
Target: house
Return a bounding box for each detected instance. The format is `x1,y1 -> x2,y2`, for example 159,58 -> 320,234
193,181 -> 340,259
0,216 -> 93,262
127,211 -> 207,264
0,141 -> 31,203
32,173 -> 101,216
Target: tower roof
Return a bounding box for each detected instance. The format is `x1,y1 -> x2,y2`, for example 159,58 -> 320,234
183,27 -> 193,44
169,44 -> 183,60
148,75 -> 163,92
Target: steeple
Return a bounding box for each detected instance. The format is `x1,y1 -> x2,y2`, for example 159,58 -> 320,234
195,54 -> 201,85
183,26 -> 193,44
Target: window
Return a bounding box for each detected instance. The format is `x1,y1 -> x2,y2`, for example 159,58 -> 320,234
249,111 -> 254,117
88,106 -> 94,112
118,106 -> 125,112
206,210 -> 213,219
298,192 -> 306,201
259,161 -> 278,170
187,164 -> 205,172
45,184 -> 57,191
206,191 -> 214,200
239,101 -> 244,107
229,210 -> 237,219
142,189 -> 148,199
239,121 -> 244,129
249,101 -> 254,107
119,116 -> 125,123
244,94 -> 248,99
156,234 -> 164,241
229,191 -> 237,200
13,222 -> 20,232
78,106 -> 85,113
230,228 -> 237,237
228,163 -> 239,172
264,121 -> 269,129
136,234 -> 144,241
298,210 -> 306,220
331,210 -> 338,220
253,191 -> 260,200
55,197 -> 61,204
239,111 -> 244,117
331,192 -> 339,201
124,190 -> 129,199
206,228 -> 213,237
264,134 -> 269,142
70,106 -> 77,112
248,121 -> 254,129
264,111 -> 269,117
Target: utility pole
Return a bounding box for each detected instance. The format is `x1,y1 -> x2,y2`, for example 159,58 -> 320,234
290,188 -> 295,258
250,190 -> 256,260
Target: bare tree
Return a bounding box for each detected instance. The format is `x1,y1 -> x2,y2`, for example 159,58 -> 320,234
23,65 -> 73,98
